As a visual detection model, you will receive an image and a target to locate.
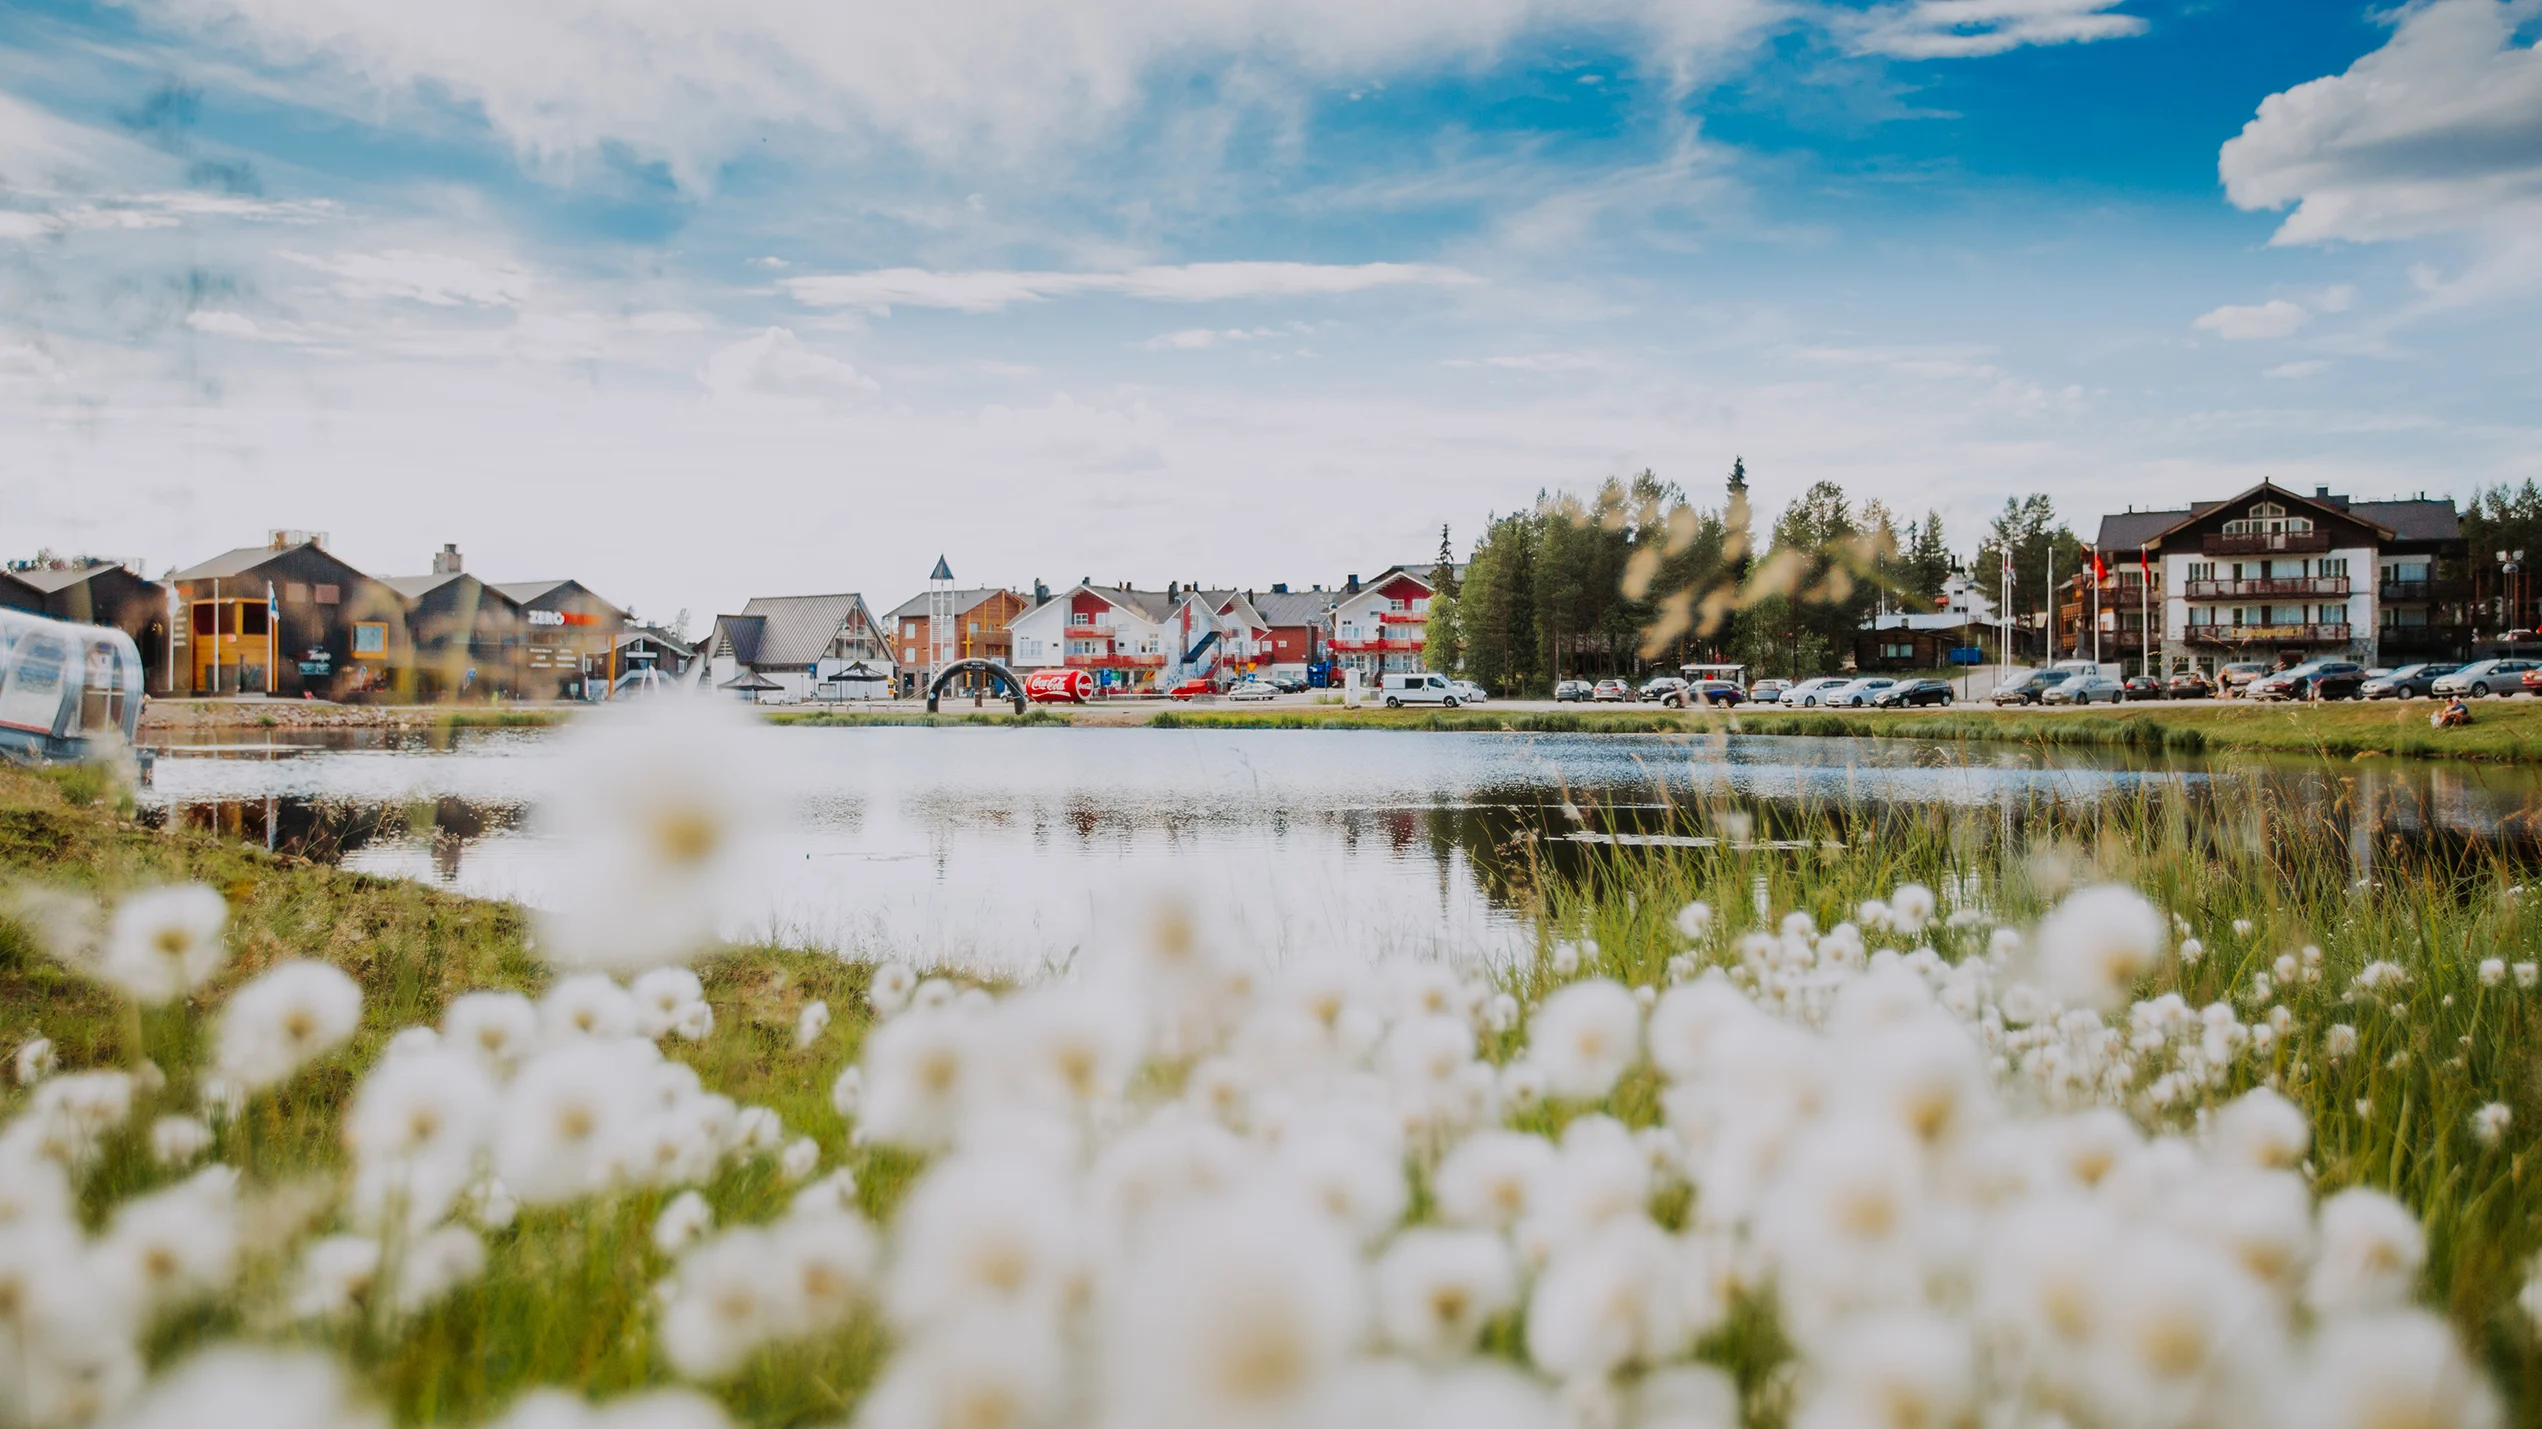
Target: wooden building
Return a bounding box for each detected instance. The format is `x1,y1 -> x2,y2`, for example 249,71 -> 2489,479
4,561 -> 175,691
167,535 -> 408,698
883,586 -> 1029,696
493,580 -> 629,700
379,547 -> 529,700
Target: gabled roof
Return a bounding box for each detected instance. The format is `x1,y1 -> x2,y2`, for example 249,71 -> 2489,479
2137,481 -> 2396,548
1250,590 -> 1334,627
492,579 -> 572,605
378,572 -> 469,601
10,562 -> 146,594
1080,585 -> 1175,622
2349,498 -> 2460,542
732,593 -> 876,666
882,587 -> 1016,621
709,614 -> 766,665
2093,505 -> 2213,552
169,541 -> 351,583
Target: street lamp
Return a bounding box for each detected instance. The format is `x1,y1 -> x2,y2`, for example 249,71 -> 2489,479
2499,549 -> 2526,637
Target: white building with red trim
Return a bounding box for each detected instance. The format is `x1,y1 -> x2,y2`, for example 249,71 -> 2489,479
1330,566 -> 1446,677
1006,583 -> 1175,691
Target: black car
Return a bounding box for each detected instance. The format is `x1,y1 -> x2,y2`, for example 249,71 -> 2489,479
1872,678 -> 1954,708
2165,671 -> 2215,699
2248,660 -> 2367,701
2121,676 -> 2165,701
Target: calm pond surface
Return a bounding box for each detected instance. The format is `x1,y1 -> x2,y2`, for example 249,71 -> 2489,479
139,726 -> 2542,971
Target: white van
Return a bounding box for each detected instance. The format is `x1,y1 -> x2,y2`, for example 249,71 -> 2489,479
1381,672 -> 1463,708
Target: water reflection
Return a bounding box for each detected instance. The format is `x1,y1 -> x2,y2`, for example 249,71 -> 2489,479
137,727 -> 2542,969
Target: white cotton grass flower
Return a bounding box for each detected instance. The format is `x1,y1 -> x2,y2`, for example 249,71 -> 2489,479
1673,901 -> 1713,941
463,1177 -> 519,1231
1888,883 -> 1936,933
2212,1086 -> 2310,1170
346,1047 -> 497,1187
868,962 -> 918,1017
533,694 -> 779,973
632,968 -> 709,1039
2516,962 -> 2539,989
1434,1130 -> 1557,1231
1790,1312 -> 1974,1429
543,974 -> 640,1044
1524,1216 -> 1694,1379
657,1218 -> 865,1381
213,961 -> 363,1091
857,1005 -> 983,1151
443,990 -> 539,1071
792,1168 -> 860,1220
1104,1193 -> 1364,1429
859,1306 -> 1064,1429
2472,1102 -> 2512,1148
2326,1023 -> 2359,1061
1527,978 -> 1642,1101
655,1189 -> 715,1256
149,1114 -> 214,1166
99,884 -> 229,1006
2291,1309 -> 2500,1429
2307,1187 -> 2426,1315
107,1345 -> 383,1429
486,1389 -> 731,1429
885,1152 -> 1084,1330
2480,958 -> 2507,987
291,1234 -> 385,1320
795,999 -> 831,1050
494,1040 -> 648,1205
830,1065 -> 863,1120
96,1165 -> 239,1318
780,1137 -> 820,1181
2032,885 -> 2167,1012
1374,1228 -> 1517,1361
13,1036 -> 54,1087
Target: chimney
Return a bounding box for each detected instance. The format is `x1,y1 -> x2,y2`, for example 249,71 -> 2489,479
1167,580 -> 1179,602
2316,486 -> 2330,499
1271,582 -> 1288,594
1346,573 -> 1360,594
1033,580 -> 1049,607
432,543 -> 463,575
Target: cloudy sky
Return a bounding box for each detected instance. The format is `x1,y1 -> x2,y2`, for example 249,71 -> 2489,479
2,0 -> 2536,625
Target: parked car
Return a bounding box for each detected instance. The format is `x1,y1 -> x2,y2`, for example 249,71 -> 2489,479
2121,675 -> 2165,701
1872,678 -> 1954,708
2217,661 -> 2273,697
2432,660 -> 2536,698
1224,679 -> 1280,701
2247,660 -> 2365,701
2042,673 -> 2125,705
1168,677 -> 1217,700
1591,679 -> 1632,702
1555,679 -> 1595,702
1381,672 -> 1464,707
1640,676 -> 1691,703
1988,669 -> 2065,705
1825,677 -> 1898,708
1660,679 -> 1743,708
1747,678 -> 1792,704
1450,680 -> 1490,705
2164,671 -> 2216,699
1784,676 -> 1852,708
2360,662 -> 2458,700
1269,675 -> 1307,693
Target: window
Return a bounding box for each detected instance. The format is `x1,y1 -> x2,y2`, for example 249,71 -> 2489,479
2187,562 -> 2215,581
353,622 -> 387,657
2189,608 -> 2213,626
192,602 -> 216,636
2318,557 -> 2348,578
314,584 -> 340,605
2318,604 -> 2348,627
285,583 -> 309,603
1879,642 -> 1913,660
239,602 -> 269,637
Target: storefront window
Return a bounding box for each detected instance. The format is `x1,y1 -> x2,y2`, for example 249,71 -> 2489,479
354,622 -> 387,657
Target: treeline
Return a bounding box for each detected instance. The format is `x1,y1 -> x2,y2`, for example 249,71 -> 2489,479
1427,462 -> 2083,691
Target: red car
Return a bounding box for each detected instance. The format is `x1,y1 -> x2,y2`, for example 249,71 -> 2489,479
1168,678 -> 1217,701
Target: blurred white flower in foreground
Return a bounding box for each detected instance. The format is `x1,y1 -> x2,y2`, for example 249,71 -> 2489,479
533,695 -> 780,972
100,885 -> 229,1005
214,962 -> 363,1091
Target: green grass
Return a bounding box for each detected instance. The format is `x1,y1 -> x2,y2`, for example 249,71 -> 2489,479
763,708 -> 1065,728
0,766 -> 909,1425
7,759 -> 2542,1423
1155,696 -> 2542,763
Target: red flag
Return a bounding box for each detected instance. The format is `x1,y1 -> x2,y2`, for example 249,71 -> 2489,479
2092,553 -> 2108,583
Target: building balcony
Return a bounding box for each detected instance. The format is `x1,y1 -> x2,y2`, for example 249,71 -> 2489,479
1064,653 -> 1166,669
2379,579 -> 2469,603
1330,637 -> 1425,653
1061,625 -> 1116,641
1375,611 -> 1427,625
2184,577 -> 2350,599
2182,623 -> 2353,646
2203,531 -> 2331,556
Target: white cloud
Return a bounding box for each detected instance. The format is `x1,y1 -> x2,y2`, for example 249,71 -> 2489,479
700,326 -> 880,403
122,0 -> 1786,188
2193,299 -> 2309,340
786,261 -> 1474,314
1850,0 -> 2147,59
281,249 -> 534,307
2265,360 -> 2332,379
2220,0 -> 2542,245
1444,352 -> 1600,371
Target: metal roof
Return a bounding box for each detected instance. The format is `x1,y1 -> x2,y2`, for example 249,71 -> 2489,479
168,543 -> 329,582
9,563 -> 146,594
1080,585 -> 1175,622
1250,590 -> 1334,627
731,593 -> 876,666
882,587 -> 1013,621
377,572 -> 470,601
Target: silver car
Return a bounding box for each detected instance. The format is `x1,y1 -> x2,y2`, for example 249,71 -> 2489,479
2042,673 -> 2124,705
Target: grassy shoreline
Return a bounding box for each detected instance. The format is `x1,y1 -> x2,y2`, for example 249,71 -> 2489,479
1152,698 -> 2542,762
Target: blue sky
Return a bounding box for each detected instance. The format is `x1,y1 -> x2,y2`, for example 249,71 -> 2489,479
2,0 -> 2536,625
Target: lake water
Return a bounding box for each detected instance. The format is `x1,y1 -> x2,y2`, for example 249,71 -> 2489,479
139,726 -> 2542,971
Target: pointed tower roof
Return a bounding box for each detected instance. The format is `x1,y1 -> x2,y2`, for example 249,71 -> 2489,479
929,555 -> 954,581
